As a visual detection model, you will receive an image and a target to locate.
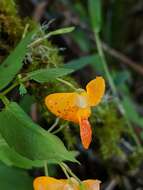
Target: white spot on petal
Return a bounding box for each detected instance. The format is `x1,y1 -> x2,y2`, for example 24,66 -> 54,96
76,95 -> 88,108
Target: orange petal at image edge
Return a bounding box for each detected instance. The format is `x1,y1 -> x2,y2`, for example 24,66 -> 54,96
33,177 -> 101,190
79,118 -> 92,149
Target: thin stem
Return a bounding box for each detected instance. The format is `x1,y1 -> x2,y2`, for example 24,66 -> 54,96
0,95 -> 10,106
22,24 -> 30,39
56,78 -> 77,91
52,124 -> 66,134
61,163 -> 81,184
60,163 -> 86,190
29,33 -> 51,48
94,31 -> 141,148
44,161 -> 48,176
59,163 -> 70,179
48,118 -> 60,132
1,81 -> 19,96
94,31 -> 117,95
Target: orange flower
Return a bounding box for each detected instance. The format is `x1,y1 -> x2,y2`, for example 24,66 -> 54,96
33,176 -> 101,190
45,77 -> 105,149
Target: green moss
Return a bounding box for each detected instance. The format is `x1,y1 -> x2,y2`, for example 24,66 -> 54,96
26,41 -> 64,72
0,0 -> 24,61
0,0 -> 36,62
0,0 -> 17,15
91,103 -> 125,159
128,148 -> 143,170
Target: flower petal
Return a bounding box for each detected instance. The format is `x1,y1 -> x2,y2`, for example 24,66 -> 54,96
83,179 -> 101,190
86,77 -> 105,106
45,93 -> 79,123
33,177 -> 65,190
79,118 -> 92,149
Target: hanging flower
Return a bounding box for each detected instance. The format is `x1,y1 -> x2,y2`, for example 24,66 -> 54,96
33,176 -> 101,190
45,77 -> 105,149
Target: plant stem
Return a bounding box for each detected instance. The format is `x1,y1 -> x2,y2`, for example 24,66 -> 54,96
44,161 -> 48,176
0,95 -> 10,106
52,124 -> 66,134
22,24 -> 30,39
94,31 -> 141,148
1,81 -> 19,96
94,31 -> 117,95
60,163 -> 70,179
61,163 -> 81,184
48,118 -> 60,132
56,78 -> 77,91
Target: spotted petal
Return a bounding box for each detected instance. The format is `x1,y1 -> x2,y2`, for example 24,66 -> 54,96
33,177 -> 64,190
45,93 -> 79,123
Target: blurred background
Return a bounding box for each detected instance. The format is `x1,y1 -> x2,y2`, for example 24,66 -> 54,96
1,0 -> 143,189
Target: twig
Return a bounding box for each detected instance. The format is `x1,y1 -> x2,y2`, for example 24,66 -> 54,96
102,42 -> 143,76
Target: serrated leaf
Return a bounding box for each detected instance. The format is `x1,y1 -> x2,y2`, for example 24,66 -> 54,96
0,163 -> 33,190
26,68 -> 74,83
88,0 -> 102,33
0,134 -> 44,169
0,102 -> 77,164
0,31 -> 34,90
64,54 -> 100,71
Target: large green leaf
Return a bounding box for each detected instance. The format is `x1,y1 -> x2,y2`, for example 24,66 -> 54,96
25,55 -> 100,83
0,134 -> 44,169
0,31 -> 34,90
26,68 -> 73,83
0,163 -> 33,190
0,102 -> 76,163
64,54 -> 100,71
88,0 -> 102,33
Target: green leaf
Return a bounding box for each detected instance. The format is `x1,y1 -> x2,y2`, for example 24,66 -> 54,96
25,55 -> 100,83
112,71 -> 131,86
64,54 -> 100,71
122,96 -> 143,128
71,30 -> 91,52
48,27 -> 75,37
0,102 -> 77,164
0,134 -> 44,169
0,31 -> 34,90
20,95 -> 35,114
0,163 -> 33,190
26,68 -> 74,83
88,0 -> 102,33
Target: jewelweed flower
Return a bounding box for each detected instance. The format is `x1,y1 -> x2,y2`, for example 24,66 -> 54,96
45,77 -> 105,149
33,176 -> 101,190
